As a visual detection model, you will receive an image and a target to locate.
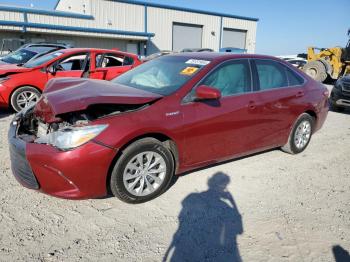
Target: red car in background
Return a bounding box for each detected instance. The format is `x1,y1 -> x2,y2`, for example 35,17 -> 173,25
0,48 -> 141,112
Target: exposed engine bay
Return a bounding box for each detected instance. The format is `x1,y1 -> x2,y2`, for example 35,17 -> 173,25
16,103 -> 149,144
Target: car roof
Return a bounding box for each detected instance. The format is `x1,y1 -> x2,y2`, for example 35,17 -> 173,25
22,43 -> 70,48
24,46 -> 62,53
59,48 -> 138,56
169,52 -> 282,62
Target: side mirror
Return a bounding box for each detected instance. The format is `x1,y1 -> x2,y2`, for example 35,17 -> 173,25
46,65 -> 56,75
195,85 -> 221,101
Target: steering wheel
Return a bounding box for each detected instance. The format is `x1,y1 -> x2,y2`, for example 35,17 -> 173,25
56,64 -> 64,71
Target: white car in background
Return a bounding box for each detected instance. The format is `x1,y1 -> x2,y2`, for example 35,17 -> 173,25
277,55 -> 307,69
286,58 -> 307,69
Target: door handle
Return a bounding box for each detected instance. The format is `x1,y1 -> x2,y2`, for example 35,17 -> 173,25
248,101 -> 256,110
296,91 -> 304,98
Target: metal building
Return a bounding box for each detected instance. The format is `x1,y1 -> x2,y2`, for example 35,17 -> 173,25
0,0 -> 258,55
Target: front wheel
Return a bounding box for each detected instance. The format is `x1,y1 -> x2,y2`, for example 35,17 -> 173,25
10,86 -> 41,112
281,113 -> 314,154
110,138 -> 175,204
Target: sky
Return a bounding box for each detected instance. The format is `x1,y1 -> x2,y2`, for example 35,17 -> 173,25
0,0 -> 348,55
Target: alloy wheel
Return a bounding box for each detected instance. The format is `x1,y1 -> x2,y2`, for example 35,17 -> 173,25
123,151 -> 167,197
294,120 -> 311,149
16,91 -> 39,110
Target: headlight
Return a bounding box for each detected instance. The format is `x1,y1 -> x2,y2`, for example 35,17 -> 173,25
0,76 -> 10,84
36,124 -> 108,150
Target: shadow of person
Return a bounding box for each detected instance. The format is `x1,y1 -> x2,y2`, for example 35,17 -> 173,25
333,245 -> 350,262
163,172 -> 243,262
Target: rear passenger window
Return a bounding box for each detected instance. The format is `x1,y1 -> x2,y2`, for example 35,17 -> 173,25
255,60 -> 288,90
96,53 -> 133,68
201,60 -> 251,97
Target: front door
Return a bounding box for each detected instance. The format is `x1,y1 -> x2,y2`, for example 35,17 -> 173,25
47,52 -> 89,80
181,59 -> 261,167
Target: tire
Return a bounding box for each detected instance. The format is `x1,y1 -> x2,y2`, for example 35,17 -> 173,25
10,86 -> 41,112
110,138 -> 175,204
281,113 -> 314,154
303,61 -> 328,82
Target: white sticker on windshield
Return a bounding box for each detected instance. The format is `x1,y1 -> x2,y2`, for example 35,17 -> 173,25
185,59 -> 210,66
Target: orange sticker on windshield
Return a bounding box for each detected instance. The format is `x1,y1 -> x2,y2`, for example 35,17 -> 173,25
180,67 -> 199,75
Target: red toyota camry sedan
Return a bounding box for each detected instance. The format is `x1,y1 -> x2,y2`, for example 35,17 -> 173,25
8,53 -> 329,203
0,48 -> 141,112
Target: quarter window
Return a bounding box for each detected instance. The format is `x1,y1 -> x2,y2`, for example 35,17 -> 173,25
201,60 -> 251,97
285,67 -> 304,86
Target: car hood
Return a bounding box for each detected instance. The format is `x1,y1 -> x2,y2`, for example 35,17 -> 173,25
34,78 -> 163,123
341,75 -> 350,82
0,63 -> 33,75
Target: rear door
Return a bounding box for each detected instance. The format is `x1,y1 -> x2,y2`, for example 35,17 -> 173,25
247,59 -> 306,149
90,52 -> 134,80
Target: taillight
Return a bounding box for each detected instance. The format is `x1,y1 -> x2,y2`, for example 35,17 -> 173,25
323,89 -> 329,97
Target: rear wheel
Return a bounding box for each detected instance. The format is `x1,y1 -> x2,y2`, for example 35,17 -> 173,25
110,138 -> 175,204
282,113 -> 314,154
10,86 -> 41,112
303,61 -> 328,82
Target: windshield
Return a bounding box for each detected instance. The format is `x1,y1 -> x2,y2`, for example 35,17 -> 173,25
0,49 -> 37,64
112,56 -> 211,95
23,51 -> 64,68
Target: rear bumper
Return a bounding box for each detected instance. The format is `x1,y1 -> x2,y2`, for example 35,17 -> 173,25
8,115 -> 117,199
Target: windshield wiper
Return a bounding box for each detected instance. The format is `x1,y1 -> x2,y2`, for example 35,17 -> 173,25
17,63 -> 24,66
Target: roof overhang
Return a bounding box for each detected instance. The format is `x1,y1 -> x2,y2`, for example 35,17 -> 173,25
113,0 -> 259,22
0,20 -> 155,39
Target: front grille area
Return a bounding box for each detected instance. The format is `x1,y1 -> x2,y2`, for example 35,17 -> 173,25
343,81 -> 350,92
8,120 -> 39,189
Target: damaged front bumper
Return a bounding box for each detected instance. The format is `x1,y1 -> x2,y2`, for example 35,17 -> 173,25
8,109 -> 118,199
8,118 -> 39,189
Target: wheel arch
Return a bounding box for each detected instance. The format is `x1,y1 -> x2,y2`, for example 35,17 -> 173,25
304,109 -> 318,132
106,132 -> 180,193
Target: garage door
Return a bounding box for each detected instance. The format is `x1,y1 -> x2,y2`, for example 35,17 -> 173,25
173,23 -> 202,51
222,28 -> 247,49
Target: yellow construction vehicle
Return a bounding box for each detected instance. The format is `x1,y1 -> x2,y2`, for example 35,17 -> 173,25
303,29 -> 350,82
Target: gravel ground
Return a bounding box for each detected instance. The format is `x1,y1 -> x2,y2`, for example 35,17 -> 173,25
0,85 -> 349,262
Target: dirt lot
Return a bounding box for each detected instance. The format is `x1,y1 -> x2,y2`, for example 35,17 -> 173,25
0,86 -> 349,262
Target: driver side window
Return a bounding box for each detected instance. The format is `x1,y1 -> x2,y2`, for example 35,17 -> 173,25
56,53 -> 88,71
201,60 -> 252,97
